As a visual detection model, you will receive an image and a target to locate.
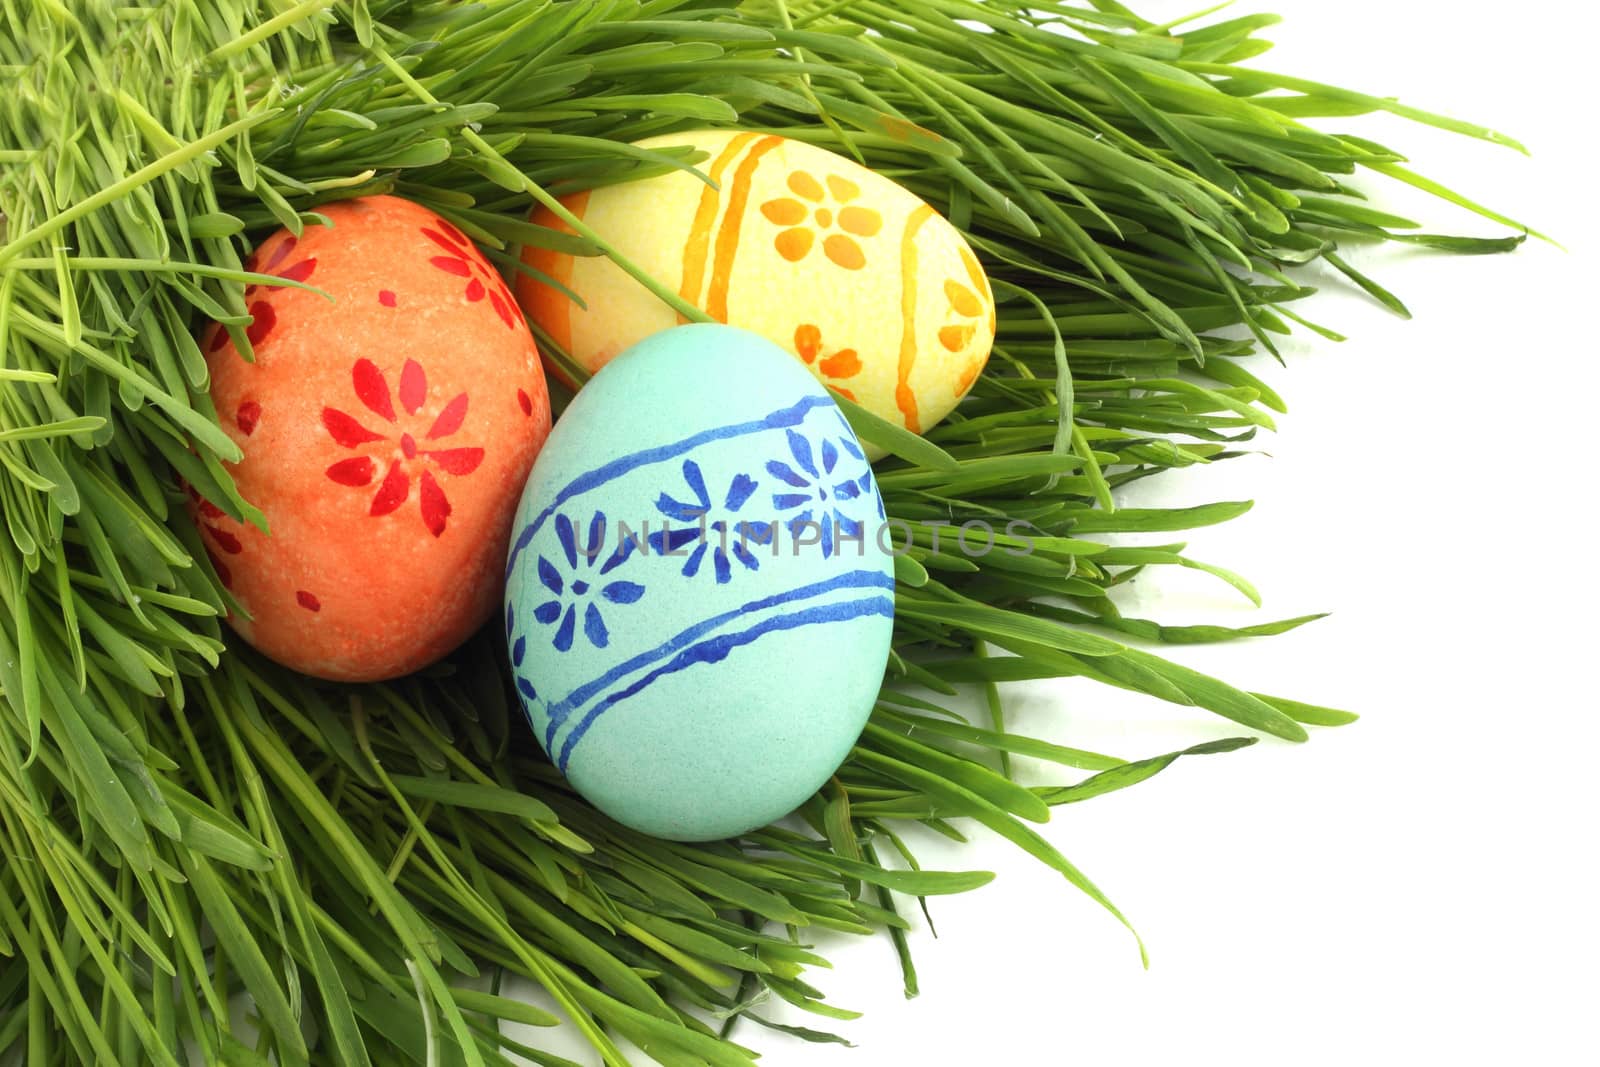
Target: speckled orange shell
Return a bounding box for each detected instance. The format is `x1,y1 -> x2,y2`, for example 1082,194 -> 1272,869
196,195 -> 552,682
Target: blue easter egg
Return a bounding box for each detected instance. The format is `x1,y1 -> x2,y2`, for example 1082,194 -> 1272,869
504,323 -> 895,840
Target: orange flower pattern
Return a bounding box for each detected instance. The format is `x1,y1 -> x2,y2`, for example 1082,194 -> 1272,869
760,171 -> 883,271
940,279 -> 985,354
793,324 -> 862,401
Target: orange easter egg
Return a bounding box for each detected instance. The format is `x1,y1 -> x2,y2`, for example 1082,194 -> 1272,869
195,195 -> 552,682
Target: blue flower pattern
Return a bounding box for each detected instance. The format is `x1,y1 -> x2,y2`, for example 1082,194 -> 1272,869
649,459 -> 774,583
530,512 -> 646,652
767,427 -> 875,557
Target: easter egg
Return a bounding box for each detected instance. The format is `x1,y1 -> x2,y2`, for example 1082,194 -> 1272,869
196,195 -> 552,682
504,324 -> 895,841
517,130 -> 995,439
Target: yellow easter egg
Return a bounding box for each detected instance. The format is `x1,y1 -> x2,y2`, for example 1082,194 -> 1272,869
518,131 -> 995,437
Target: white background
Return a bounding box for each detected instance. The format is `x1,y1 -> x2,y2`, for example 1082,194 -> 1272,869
524,3 -> 1600,1064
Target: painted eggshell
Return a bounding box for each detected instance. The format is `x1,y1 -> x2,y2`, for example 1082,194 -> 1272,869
504,324 -> 895,841
517,130 -> 995,439
197,195 -> 552,682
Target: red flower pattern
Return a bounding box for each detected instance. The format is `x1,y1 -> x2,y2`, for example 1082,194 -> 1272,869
321,358 -> 484,537
421,219 -> 520,330
210,235 -> 318,353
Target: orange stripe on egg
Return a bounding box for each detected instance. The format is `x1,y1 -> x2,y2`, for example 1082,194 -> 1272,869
679,133 -> 759,322
895,204 -> 935,434
705,135 -> 784,324
543,190 -> 590,361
